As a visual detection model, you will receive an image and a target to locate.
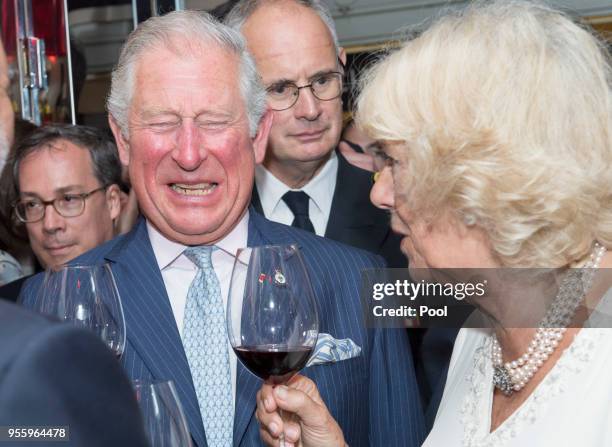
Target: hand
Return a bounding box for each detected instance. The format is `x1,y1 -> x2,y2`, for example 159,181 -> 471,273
256,375 -> 346,447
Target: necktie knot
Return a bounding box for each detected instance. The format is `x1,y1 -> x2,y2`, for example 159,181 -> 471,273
184,245 -> 215,270
282,191 -> 310,217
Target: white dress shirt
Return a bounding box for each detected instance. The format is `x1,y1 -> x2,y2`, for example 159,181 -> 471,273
254,151 -> 338,236
147,212 -> 249,406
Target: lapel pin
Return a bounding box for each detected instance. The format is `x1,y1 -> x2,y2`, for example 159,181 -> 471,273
274,269 -> 286,285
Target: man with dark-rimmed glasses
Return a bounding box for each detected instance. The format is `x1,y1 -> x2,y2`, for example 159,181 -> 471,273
226,0 -> 405,268
10,124 -> 122,269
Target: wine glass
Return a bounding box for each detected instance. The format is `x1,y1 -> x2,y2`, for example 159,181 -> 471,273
133,380 -> 193,447
34,263 -> 126,358
227,245 -> 319,446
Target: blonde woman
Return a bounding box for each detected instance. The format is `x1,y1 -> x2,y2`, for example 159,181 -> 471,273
254,1 -> 612,446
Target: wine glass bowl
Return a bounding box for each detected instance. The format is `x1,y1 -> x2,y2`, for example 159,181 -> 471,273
227,245 -> 319,385
34,263 -> 126,358
133,380 -> 193,447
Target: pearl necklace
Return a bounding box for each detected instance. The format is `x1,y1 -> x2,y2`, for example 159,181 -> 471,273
492,242 -> 606,396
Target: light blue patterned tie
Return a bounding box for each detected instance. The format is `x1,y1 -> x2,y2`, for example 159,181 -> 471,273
183,246 -> 233,447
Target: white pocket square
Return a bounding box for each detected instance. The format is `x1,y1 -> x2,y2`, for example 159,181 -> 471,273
306,333 -> 362,367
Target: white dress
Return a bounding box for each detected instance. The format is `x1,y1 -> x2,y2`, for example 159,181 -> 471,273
424,296 -> 612,446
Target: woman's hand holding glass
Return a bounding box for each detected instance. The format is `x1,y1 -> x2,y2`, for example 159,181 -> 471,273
256,374 -> 346,447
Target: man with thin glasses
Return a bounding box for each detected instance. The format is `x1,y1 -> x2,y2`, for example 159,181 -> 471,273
226,0 -> 405,267
10,124 -> 122,270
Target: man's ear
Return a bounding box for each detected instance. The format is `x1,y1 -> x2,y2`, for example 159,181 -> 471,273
252,109 -> 273,165
109,115 -> 130,167
105,184 -> 122,221
339,47 -> 347,68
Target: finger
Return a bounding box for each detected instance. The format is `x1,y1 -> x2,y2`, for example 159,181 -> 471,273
285,375 -> 325,406
256,404 -> 284,435
260,383 -> 278,412
256,395 -> 287,442
282,419 -> 302,444
259,427 -> 281,447
274,385 -> 326,425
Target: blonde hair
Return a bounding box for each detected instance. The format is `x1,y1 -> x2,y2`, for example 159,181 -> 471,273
356,0 -> 612,268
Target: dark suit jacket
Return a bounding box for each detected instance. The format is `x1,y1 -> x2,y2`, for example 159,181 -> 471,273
252,150 -> 406,268
0,274 -> 30,303
20,211 -> 425,447
0,300 -> 149,447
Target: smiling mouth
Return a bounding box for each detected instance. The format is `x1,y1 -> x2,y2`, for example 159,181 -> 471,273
170,183 -> 218,196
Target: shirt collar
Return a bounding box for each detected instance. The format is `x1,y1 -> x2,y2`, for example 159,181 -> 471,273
147,210 -> 250,270
255,150 -> 338,215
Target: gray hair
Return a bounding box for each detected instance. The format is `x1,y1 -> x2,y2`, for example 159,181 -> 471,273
11,124 -> 124,194
107,10 -> 266,137
225,0 -> 340,56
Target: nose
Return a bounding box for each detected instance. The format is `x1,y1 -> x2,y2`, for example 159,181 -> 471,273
41,204 -> 67,234
370,167 -> 395,210
171,120 -> 206,171
293,87 -> 322,121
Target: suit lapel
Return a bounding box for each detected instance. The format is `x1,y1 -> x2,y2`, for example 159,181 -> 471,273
325,150 -> 390,251
105,219 -> 207,447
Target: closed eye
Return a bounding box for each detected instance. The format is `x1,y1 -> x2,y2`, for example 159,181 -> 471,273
149,121 -> 180,129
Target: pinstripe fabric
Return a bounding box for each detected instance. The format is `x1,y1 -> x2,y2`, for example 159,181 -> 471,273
20,211 -> 426,447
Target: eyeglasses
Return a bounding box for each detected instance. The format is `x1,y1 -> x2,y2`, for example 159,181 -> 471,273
266,72 -> 343,111
14,186 -> 107,223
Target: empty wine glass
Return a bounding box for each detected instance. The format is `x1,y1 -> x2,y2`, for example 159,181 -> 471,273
34,263 -> 126,358
133,380 -> 193,447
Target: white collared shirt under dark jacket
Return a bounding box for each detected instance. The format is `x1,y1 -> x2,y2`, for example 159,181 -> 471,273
253,149 -> 406,268
18,211 -> 425,447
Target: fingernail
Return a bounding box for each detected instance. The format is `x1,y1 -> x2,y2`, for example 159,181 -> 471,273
269,422 -> 278,435
285,443 -> 295,447
286,426 -> 299,439
275,385 -> 288,399
264,397 -> 273,410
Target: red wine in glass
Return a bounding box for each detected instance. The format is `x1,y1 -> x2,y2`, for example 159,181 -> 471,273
233,345 -> 313,385
227,245 -> 319,446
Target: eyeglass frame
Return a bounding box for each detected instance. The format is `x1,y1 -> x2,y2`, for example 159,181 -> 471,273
13,186 -> 108,223
265,70 -> 345,112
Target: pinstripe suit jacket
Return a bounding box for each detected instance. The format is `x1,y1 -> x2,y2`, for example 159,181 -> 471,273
19,211 -> 425,447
